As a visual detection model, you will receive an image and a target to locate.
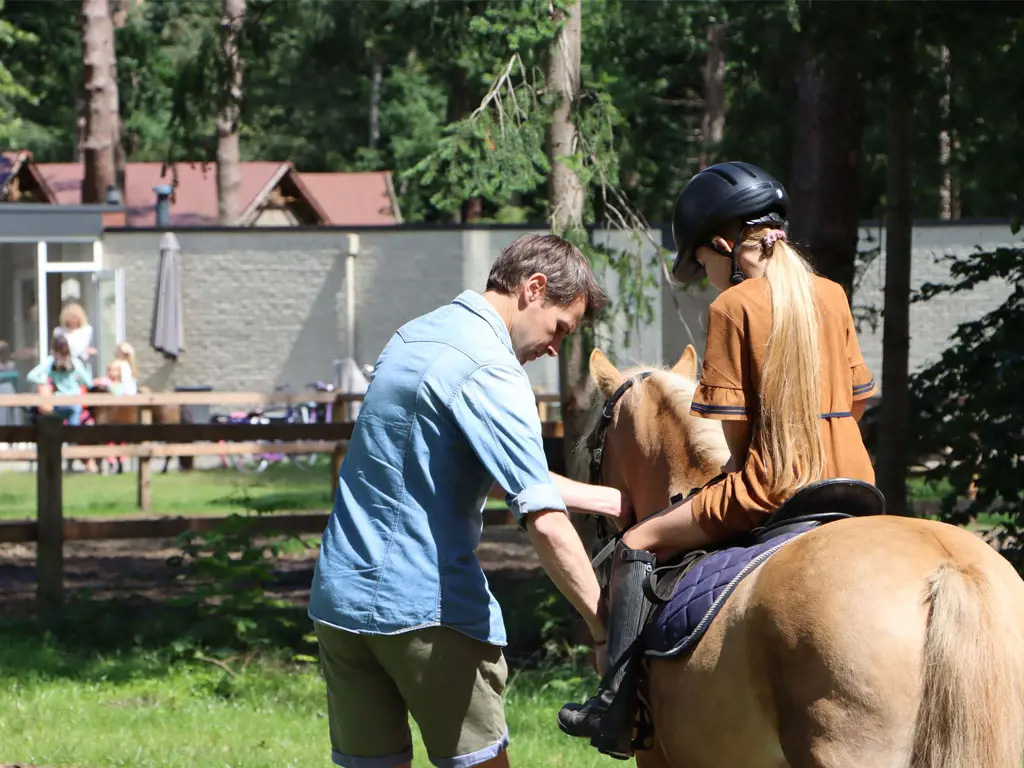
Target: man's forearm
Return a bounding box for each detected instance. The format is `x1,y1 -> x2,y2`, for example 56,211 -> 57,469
549,472 -> 623,520
527,509 -> 604,642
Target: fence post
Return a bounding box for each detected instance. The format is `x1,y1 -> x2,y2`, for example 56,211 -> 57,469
36,415 -> 64,614
331,394 -> 347,499
137,406 -> 152,511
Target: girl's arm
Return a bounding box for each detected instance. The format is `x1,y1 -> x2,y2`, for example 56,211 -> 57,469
74,359 -> 93,388
26,358 -> 51,385
722,420 -> 752,473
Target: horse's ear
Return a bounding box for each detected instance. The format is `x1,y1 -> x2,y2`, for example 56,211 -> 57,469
590,348 -> 623,397
672,345 -> 699,380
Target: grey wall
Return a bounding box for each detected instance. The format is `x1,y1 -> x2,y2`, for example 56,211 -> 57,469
850,222 -> 1021,388
102,228 -> 664,394
101,221 -> 1022,397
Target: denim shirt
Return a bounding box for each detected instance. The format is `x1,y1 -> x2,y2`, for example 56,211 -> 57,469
309,291 -> 565,646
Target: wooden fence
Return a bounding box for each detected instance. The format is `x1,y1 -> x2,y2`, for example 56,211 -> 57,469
0,390 -> 564,613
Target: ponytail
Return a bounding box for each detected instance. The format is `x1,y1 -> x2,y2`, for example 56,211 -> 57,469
745,228 -> 826,503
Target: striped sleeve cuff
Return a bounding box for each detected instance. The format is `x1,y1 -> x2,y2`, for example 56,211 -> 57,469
851,367 -> 877,401
691,383 -> 752,421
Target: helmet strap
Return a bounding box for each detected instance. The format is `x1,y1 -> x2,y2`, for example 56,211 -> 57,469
729,241 -> 746,285
711,238 -> 746,285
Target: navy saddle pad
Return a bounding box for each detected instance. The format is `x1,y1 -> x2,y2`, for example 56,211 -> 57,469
643,526 -> 811,658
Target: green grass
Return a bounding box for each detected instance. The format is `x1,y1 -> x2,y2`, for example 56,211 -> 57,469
0,464 -> 335,520
0,465 -> 510,520
0,632 -> 615,768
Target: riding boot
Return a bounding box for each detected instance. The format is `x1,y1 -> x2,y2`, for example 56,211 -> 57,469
558,540 -> 655,759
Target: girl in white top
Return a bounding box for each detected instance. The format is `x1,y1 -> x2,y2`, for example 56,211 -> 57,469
114,342 -> 139,395
55,302 -> 96,368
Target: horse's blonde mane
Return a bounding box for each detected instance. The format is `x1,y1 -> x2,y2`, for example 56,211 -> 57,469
574,363 -> 730,477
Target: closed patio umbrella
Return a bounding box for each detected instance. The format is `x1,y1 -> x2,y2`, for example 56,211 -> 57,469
150,232 -> 184,359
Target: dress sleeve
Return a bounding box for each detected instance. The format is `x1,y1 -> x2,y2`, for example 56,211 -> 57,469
844,304 -> 876,401
691,305 -> 756,421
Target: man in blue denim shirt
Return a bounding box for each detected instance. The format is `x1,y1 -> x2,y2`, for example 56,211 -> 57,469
310,234 -> 625,768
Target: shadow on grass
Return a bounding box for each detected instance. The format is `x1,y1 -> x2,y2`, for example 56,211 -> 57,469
212,490 -> 333,512
0,569 -> 577,686
0,595 -> 315,685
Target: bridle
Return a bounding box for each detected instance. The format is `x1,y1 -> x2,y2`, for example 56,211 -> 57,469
586,371 -> 652,486
586,372 -> 652,582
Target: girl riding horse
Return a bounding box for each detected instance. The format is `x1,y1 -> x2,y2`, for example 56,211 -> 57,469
560,162 -> 878,756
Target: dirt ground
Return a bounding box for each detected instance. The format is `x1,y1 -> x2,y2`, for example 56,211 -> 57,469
0,526 -> 541,617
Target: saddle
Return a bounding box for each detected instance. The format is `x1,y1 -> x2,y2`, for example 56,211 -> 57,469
641,478 -> 885,658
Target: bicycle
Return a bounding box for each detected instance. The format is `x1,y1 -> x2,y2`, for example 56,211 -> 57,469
214,382 -> 335,473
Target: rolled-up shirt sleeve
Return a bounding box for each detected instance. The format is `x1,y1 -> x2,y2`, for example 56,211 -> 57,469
449,364 -> 565,525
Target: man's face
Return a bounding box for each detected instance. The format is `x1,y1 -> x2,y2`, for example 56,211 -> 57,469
509,276 -> 586,365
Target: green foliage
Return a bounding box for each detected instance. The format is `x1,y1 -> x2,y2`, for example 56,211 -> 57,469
910,235 -> 1024,563
0,0 -> 38,145
166,514 -> 318,649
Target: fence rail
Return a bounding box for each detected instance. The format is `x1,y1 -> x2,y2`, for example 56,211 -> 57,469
0,390 -> 564,614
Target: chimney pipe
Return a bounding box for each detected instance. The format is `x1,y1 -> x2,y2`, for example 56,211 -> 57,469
154,184 -> 172,228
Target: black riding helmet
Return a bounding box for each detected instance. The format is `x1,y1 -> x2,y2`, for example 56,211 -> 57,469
671,161 -> 790,284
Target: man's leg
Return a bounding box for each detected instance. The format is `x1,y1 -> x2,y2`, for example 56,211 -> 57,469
315,622 -> 415,768
373,626 -> 510,768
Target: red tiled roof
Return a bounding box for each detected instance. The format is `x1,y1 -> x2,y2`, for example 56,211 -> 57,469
35,161 -> 289,227
28,161 -> 401,227
299,171 -> 401,225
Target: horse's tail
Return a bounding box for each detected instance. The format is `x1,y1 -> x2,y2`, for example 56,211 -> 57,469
911,562 -> 1024,768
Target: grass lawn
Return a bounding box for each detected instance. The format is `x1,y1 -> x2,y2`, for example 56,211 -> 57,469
0,464 -> 335,521
0,464 -> 510,521
0,631 -> 614,768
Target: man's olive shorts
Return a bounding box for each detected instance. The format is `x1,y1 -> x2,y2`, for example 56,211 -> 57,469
315,623 -> 509,768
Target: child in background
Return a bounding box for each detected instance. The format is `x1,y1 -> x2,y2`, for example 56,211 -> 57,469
26,333 -> 93,425
115,342 -> 139,395
0,341 -> 16,429
94,360 -> 127,396
0,340 -> 14,372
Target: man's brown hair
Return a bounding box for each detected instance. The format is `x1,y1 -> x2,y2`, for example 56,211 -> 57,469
486,234 -> 607,318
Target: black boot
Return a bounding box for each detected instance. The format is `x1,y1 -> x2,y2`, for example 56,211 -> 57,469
558,541 -> 655,758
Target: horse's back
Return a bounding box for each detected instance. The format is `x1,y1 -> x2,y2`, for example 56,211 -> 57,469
752,516 -> 1024,767
647,516 -> 1024,768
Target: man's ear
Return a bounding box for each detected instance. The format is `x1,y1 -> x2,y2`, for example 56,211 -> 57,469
523,272 -> 548,303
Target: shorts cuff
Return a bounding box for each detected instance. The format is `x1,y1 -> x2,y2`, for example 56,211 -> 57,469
430,728 -> 509,768
332,746 -> 414,768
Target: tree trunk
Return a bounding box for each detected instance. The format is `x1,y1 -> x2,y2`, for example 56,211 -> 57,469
447,63 -> 483,223
547,0 -> 587,476
217,0 -> 245,225
937,45 -> 960,220
368,55 -> 382,151
699,21 -> 727,170
788,19 -> 864,296
80,0 -> 119,203
876,24 -> 915,518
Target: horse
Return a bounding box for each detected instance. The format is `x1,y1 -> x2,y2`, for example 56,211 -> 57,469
87,385 -> 193,473
582,345 -> 1024,768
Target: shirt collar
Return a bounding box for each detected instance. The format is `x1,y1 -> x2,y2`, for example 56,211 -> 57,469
451,290 -> 515,356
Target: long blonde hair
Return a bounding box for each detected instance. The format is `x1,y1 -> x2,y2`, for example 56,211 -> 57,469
743,226 -> 826,503
116,341 -> 139,380
58,302 -> 88,330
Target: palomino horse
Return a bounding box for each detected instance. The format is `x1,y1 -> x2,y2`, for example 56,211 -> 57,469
584,345 -> 1024,768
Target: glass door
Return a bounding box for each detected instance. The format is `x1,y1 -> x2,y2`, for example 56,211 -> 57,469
92,269 -> 125,374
